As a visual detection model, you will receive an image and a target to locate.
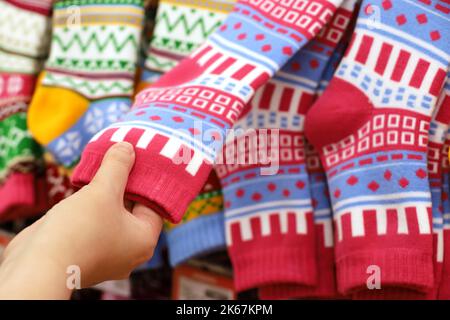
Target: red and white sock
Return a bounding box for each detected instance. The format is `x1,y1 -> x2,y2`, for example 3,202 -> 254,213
305,0 -> 450,296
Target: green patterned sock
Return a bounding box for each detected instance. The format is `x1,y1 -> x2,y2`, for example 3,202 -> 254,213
28,0 -> 144,167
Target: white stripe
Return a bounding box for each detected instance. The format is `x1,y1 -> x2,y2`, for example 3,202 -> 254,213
197,47 -> 218,66
334,202 -> 432,219
204,54 -> 227,74
376,210 -> 387,235
226,199 -> 311,217
110,127 -> 130,142
240,219 -> 253,241
417,206 -> 431,234
351,209 -> 365,237
397,208 -> 409,234
333,192 -> 430,212
321,220 -> 334,248
270,83 -> 283,112
348,32 -> 363,61
261,214 -> 271,236
365,36 -> 382,70
382,46 -> 401,80
242,67 -> 267,87
276,71 -> 317,88
110,121 -> 215,160
159,138 -> 181,158
210,35 -> 278,71
399,54 -> 417,85
437,230 -> 444,262
280,213 -> 288,234
296,211 -> 307,234
225,220 -> 232,246
423,64 -> 440,93
335,216 -> 343,242
185,151 -> 205,176
135,129 -> 156,149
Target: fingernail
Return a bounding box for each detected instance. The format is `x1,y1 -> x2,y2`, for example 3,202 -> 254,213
113,142 -> 134,155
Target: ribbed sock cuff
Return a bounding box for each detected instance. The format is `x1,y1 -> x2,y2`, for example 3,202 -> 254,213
0,172 -> 35,220
167,212 -> 225,267
336,249 -> 434,295
231,244 -> 317,292
73,143 -> 207,223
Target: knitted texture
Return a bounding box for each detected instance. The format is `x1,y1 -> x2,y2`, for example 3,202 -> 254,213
258,21 -> 356,298
220,0 -> 355,293
72,0 -> 345,223
145,0 -> 235,72
305,0 -> 450,295
0,0 -> 52,218
165,170 -> 225,266
28,0 -> 145,167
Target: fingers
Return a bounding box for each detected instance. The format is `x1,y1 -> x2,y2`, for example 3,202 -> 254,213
90,142 -> 135,198
132,203 -> 163,235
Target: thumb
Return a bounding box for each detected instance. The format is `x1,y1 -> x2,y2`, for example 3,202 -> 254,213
90,142 -> 135,197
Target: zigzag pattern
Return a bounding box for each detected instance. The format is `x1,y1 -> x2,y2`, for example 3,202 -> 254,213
46,58 -> 135,73
52,33 -> 139,54
155,9 -> 223,38
44,73 -> 133,97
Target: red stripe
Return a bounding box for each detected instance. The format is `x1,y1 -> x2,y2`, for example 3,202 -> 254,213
202,53 -> 222,70
250,72 -> 270,90
279,87 -> 294,112
231,64 -> 255,81
260,83 -> 275,110
429,68 -> 447,97
355,35 -> 374,65
297,92 -> 314,115
375,43 -> 393,75
391,50 -> 411,82
344,33 -> 357,57
192,46 -> 212,63
409,59 -> 430,89
210,57 -> 237,75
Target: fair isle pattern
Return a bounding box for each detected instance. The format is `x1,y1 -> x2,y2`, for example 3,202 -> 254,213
42,0 -> 144,99
47,99 -> 131,167
427,73 -> 450,265
0,112 -> 43,181
305,0 -> 450,294
145,0 -> 236,72
73,0 -> 344,224
0,0 -> 52,59
216,0 -> 355,291
221,0 -> 352,249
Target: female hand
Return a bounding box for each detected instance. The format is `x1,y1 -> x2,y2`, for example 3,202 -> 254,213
0,142 -> 163,299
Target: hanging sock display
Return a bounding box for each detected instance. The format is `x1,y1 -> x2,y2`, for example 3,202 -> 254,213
28,0 -> 145,168
305,0 -> 450,297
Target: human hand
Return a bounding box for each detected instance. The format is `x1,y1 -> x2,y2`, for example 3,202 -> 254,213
0,142 -> 162,299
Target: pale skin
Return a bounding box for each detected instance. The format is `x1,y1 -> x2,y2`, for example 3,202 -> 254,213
0,142 -> 163,299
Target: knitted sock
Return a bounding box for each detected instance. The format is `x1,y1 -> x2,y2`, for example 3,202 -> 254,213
72,0 -> 345,223
28,0 -> 145,167
145,0 -> 234,73
305,0 -> 450,295
258,32 -> 355,299
259,17 -> 358,299
220,0 -> 355,292
166,170 -> 225,266
439,79 -> 450,300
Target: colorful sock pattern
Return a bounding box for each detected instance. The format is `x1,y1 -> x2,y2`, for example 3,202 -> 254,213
145,0 -> 235,73
305,0 -> 450,295
28,0 -> 145,167
165,170 -> 225,266
258,27 -> 355,299
72,0 -> 345,223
